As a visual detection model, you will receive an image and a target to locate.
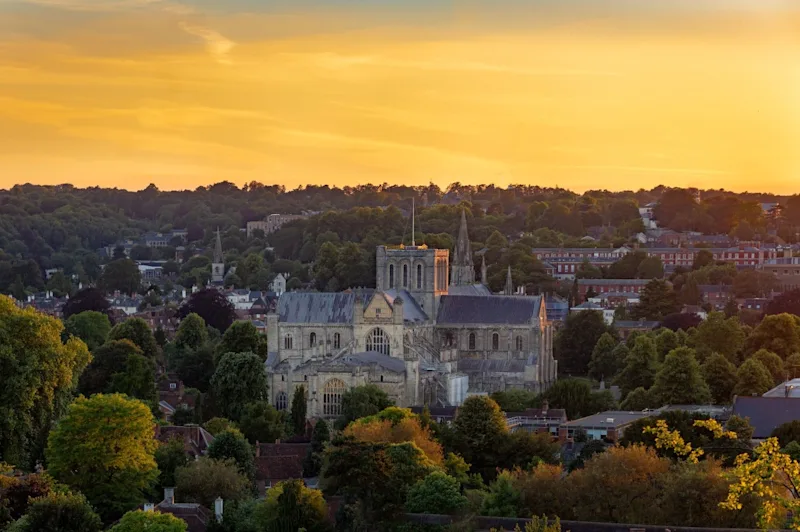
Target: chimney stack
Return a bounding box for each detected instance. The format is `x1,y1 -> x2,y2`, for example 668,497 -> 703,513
214,497 -> 224,522
541,400 -> 549,415
164,487 -> 175,504
144,503 -> 155,512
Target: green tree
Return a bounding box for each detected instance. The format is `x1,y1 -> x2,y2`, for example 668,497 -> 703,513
108,318 -> 160,360
654,328 -> 680,362
650,347 -> 711,405
0,296 -> 91,468
733,358 -> 774,397
481,470 -> 521,517
634,279 -> 679,320
219,321 -> 260,358
175,458 -> 250,509
771,420 -> 800,447
109,353 -> 157,402
405,471 -> 467,514
303,420 -> 331,477
47,394 -> 158,523
211,352 -> 268,421
543,378 -> 612,419
64,311 -> 111,351
207,430 -> 256,481
110,510 -> 187,532
588,332 -> 622,381
490,389 -> 539,412
101,258 -> 141,295
693,312 -> 745,362
172,343 -> 216,392
787,353 -> 800,379
62,287 -> 110,320
204,417 -> 240,436
291,386 -> 308,435
255,479 -> 330,532
154,436 -> 189,492
443,452 -> 471,487
620,387 -> 654,410
453,396 -> 508,479
637,256 -> 665,280
616,335 -> 659,397
238,401 -> 284,445
336,384 -> 392,429
752,349 -> 785,385
174,313 -> 208,350
555,310 -> 613,376
9,491 -> 102,532
179,289 -> 237,333
79,339 -> 142,396
745,313 -> 800,359
701,353 -> 738,404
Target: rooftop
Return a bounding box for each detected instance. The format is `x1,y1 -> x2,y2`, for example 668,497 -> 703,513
562,410 -> 653,428
436,295 -> 542,325
732,396 -> 800,439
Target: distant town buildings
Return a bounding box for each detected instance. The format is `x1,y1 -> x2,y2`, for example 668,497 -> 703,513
246,213 -> 308,238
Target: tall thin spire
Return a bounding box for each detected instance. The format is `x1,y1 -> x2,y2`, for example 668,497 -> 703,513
450,208 -> 475,286
504,265 -> 513,295
213,227 -> 224,264
481,255 -> 487,285
411,197 -> 416,247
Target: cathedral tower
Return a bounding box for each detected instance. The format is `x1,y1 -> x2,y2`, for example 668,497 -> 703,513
450,209 -> 475,286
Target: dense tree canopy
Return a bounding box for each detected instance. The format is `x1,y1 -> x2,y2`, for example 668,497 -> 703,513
179,289 -> 237,333
211,352 -> 269,421
555,310 -> 614,376
0,296 -> 91,469
63,311 -> 111,351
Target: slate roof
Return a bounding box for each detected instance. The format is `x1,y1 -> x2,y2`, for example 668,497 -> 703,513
615,320 -> 660,329
578,279 -> 650,286
458,359 -> 527,373
383,289 -> 429,322
562,410 -> 652,428
255,442 -> 310,482
278,292 -> 369,324
436,295 -> 541,325
292,351 -> 406,373
447,284 -> 493,297
732,396 -> 800,439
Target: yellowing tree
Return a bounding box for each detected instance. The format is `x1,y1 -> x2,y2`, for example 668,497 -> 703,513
0,295 -> 91,469
47,394 -> 159,523
345,412 -> 443,465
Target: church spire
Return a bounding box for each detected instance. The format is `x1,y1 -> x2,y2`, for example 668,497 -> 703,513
450,208 -> 475,286
481,254 -> 487,285
213,227 -> 224,264
504,265 -> 513,295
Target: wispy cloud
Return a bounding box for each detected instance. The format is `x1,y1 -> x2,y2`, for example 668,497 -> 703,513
24,0 -> 235,63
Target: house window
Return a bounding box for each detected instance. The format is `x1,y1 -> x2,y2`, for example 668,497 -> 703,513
275,391 -> 288,411
515,335 -> 524,351
380,375 -> 384,382
333,333 -> 341,349
402,264 -> 408,287
492,333 -> 499,350
416,264 -> 423,289
388,264 -> 395,288
468,332 -> 476,350
284,334 -> 293,350
323,378 -> 346,417
366,328 -> 390,356
309,332 -> 317,347
169,382 -> 177,390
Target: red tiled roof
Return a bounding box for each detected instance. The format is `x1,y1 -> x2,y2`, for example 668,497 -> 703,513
255,442 -> 310,482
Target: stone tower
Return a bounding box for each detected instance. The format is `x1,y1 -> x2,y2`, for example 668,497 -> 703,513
450,209 -> 475,286
504,265 -> 514,295
375,244 -> 449,318
211,228 -> 225,284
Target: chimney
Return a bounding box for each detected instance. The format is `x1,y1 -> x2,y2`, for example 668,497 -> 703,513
164,487 -> 175,504
541,400 -> 549,415
255,441 -> 260,457
144,503 -> 155,512
214,497 -> 224,522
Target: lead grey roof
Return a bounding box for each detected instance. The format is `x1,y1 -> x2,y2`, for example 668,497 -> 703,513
293,351 -> 406,373
383,289 -> 429,322
562,410 -> 652,428
278,292 -> 369,324
733,396 -> 800,439
447,284 -> 492,297
436,295 -> 542,325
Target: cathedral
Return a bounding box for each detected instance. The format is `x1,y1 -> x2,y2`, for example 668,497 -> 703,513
264,211 -> 558,419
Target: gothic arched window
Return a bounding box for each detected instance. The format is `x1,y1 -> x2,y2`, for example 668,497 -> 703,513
309,332 -> 316,347
492,332 -> 499,350
366,327 -> 391,356
323,378 -> 346,417
515,335 -> 524,351
402,264 -> 408,287
468,332 -> 476,350
275,391 -> 288,411
416,264 -> 423,289
388,264 -> 395,288
284,334 -> 293,350
333,332 -> 341,349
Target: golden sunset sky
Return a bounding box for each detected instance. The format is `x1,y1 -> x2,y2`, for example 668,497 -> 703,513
2,0 -> 800,192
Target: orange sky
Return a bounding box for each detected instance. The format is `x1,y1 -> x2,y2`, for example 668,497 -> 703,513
2,0 -> 800,193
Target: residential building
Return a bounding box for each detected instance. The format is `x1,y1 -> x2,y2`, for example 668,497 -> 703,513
578,279 -> 650,299
255,440 -> 311,490
699,284 -> 733,310
506,403 -> 567,435
149,488 -> 215,532
271,273 -> 287,296
732,396 -> 800,440
615,320 -> 660,339
558,410 -> 653,442
570,301 -> 614,325
762,257 -> 800,291
154,425 -> 215,458
246,213 -> 307,238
